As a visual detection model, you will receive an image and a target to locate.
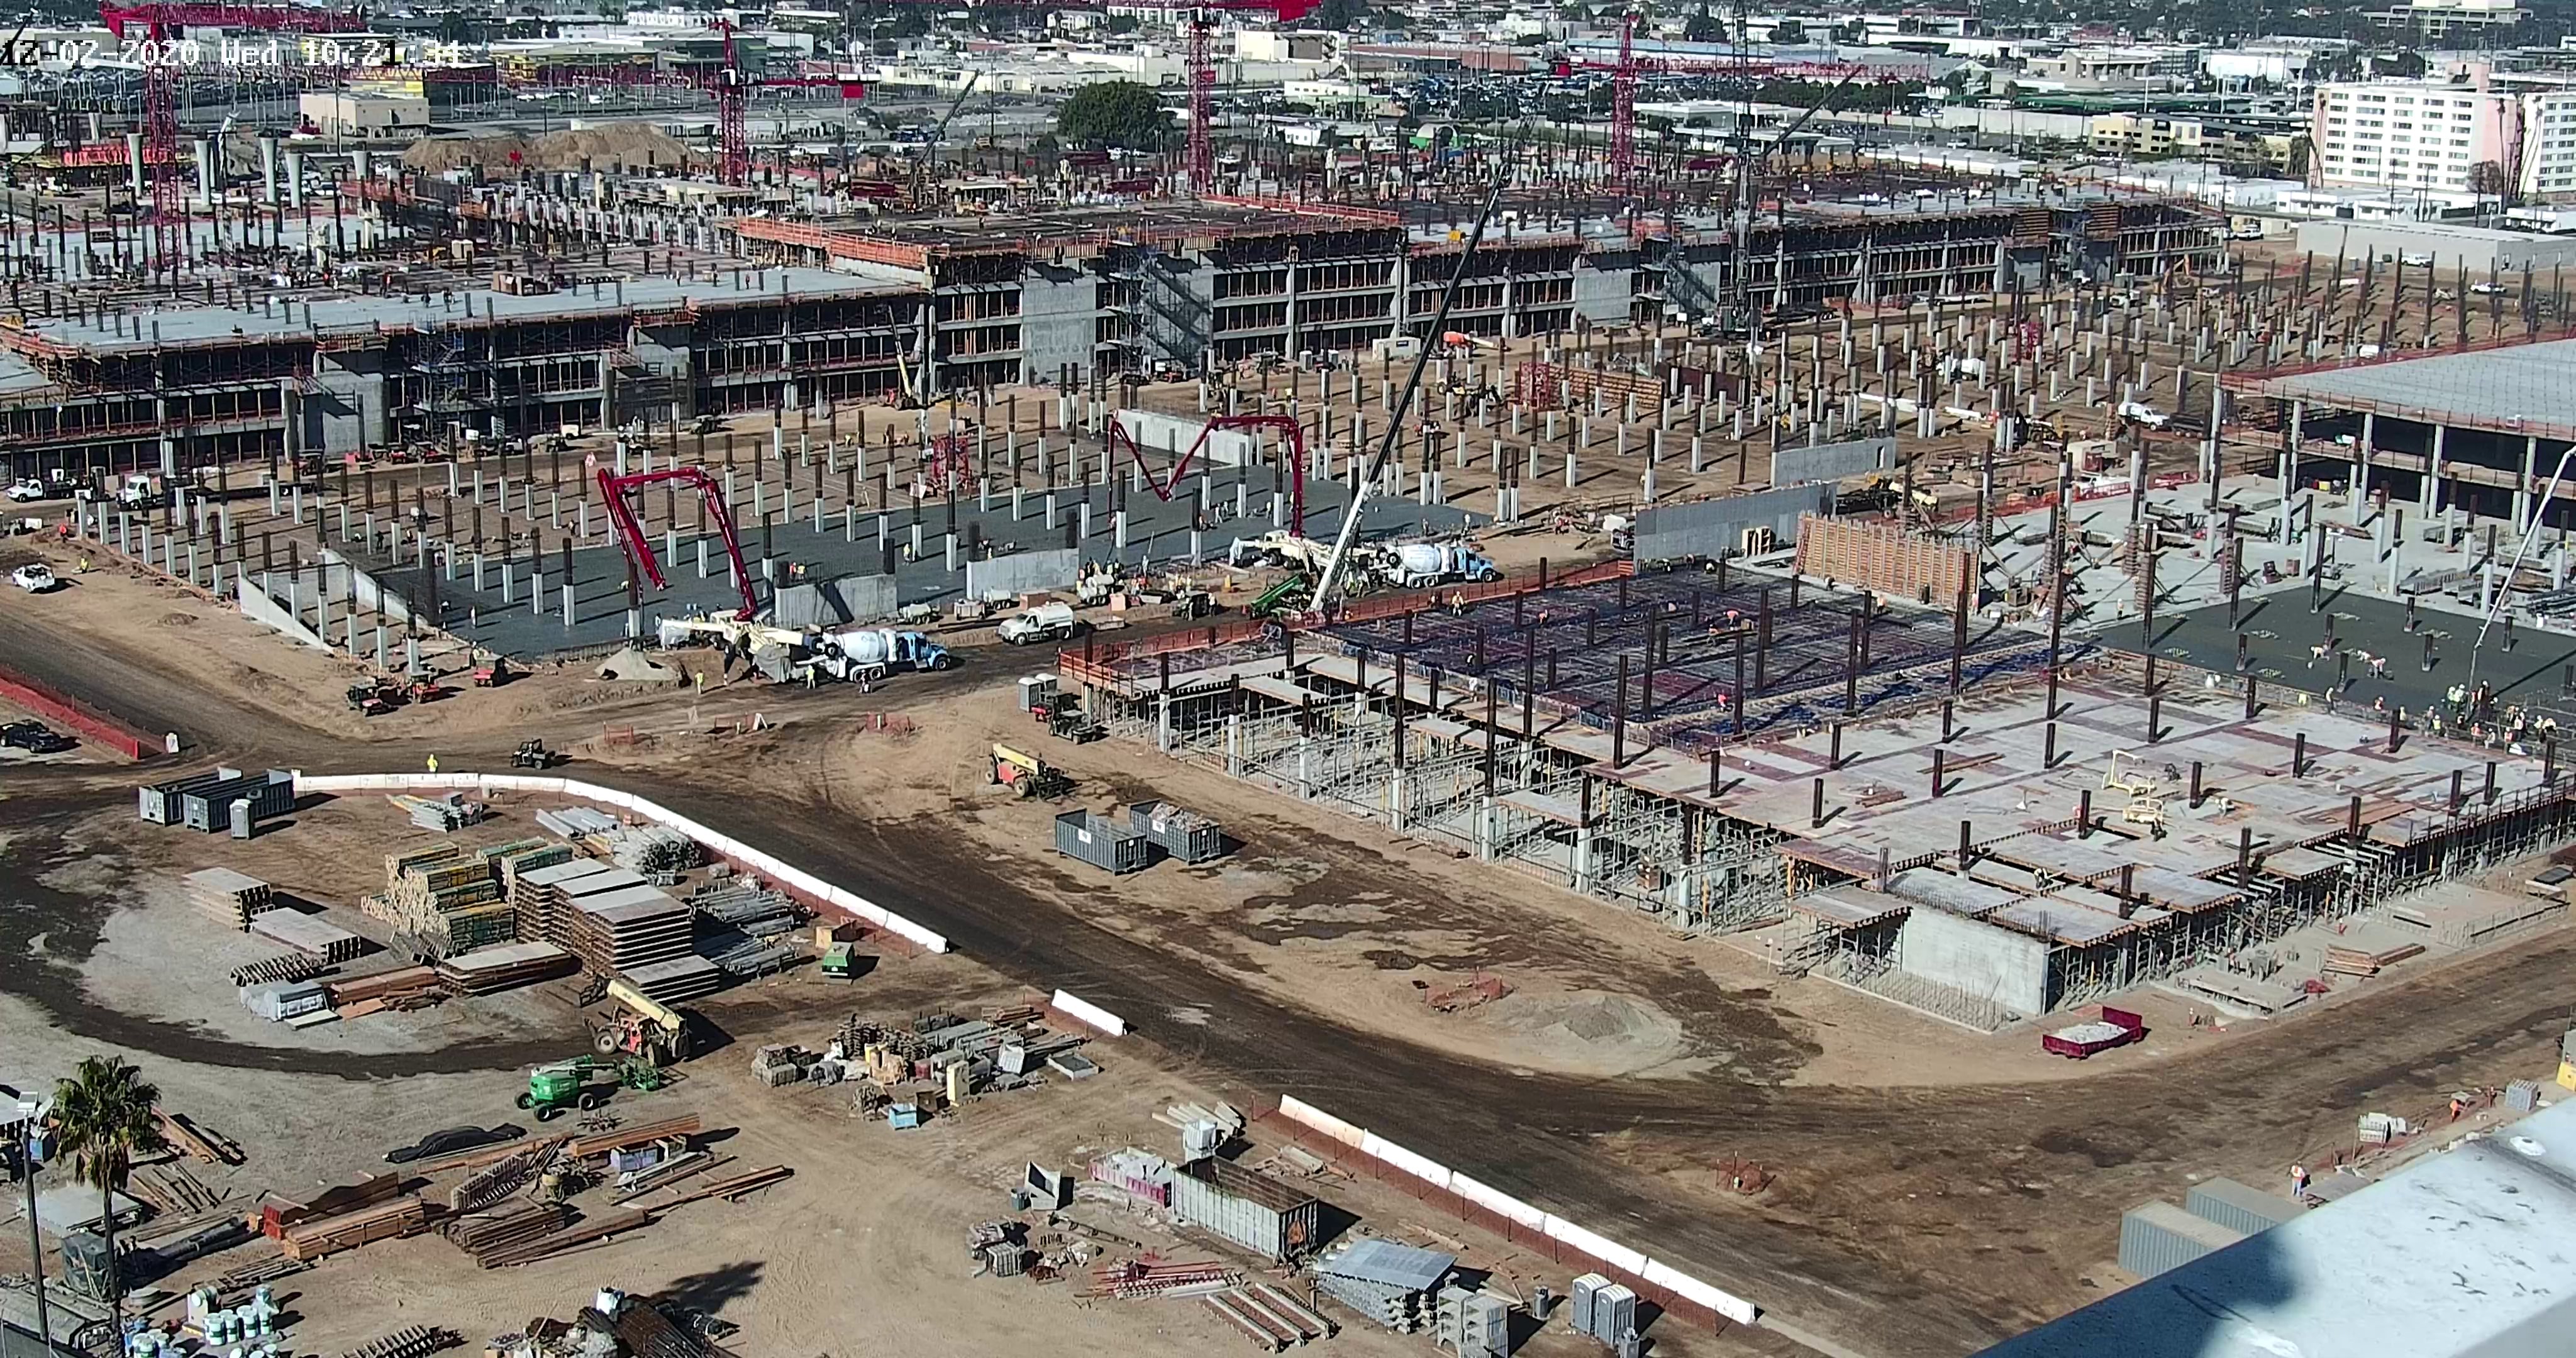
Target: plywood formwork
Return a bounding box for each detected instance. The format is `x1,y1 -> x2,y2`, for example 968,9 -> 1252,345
1795,516 -> 1974,609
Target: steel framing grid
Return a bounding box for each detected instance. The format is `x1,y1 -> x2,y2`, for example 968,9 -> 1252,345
1315,563 -> 2051,748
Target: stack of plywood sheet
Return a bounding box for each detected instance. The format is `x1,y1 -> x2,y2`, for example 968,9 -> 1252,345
620,955 -> 724,1005
184,869 -> 275,930
434,941 -> 578,995
560,885 -> 694,977
277,1195 -> 432,1261
248,910 -> 365,964
513,859 -> 636,950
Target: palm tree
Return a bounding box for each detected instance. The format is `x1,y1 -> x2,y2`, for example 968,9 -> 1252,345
50,1056 -> 164,1317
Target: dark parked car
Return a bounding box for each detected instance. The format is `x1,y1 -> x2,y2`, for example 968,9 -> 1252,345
1,721 -> 74,754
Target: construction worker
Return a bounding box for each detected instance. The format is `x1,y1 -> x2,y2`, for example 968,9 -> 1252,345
2290,1164 -> 2311,1200
425,754 -> 439,775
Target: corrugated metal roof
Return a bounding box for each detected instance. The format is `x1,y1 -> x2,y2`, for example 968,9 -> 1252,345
1318,1239 -> 1454,1292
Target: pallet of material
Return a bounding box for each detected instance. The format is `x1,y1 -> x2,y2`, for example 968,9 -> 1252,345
184,868 -> 275,930
248,909 -> 366,963
445,1200 -> 570,1266
324,966 -> 445,1008
427,901 -> 520,954
385,844 -> 468,881
435,941 -> 577,995
447,1142 -> 563,1214
278,1194 -> 433,1261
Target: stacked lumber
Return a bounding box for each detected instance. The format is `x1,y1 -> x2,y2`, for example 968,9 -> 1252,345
323,966 -> 446,1013
413,1132 -> 563,1176
155,1108 -> 244,1166
2324,941 -> 2426,977
568,1114 -> 701,1160
435,941 -> 577,996
262,1172 -> 402,1237
640,1163 -> 792,1208
184,869 -> 275,930
279,1195 -> 433,1261
391,792 -> 487,832
372,845 -> 518,951
491,842 -> 574,906
475,1206 -> 655,1267
621,956 -> 723,1005
445,1201 -> 570,1267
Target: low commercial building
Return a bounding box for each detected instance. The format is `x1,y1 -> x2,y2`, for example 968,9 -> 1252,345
296,92 -> 431,141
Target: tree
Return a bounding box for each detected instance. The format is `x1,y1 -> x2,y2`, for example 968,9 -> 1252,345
1059,80 -> 1170,150
1684,3 -> 1721,41
1770,19 -> 1804,43
1314,0 -> 1370,30
1106,13 -> 1138,33
51,1056 -> 164,1320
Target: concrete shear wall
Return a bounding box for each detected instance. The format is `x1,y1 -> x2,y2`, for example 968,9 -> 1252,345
1632,482 -> 1836,563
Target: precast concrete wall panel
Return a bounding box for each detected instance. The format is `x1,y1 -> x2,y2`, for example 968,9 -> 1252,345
1770,436 -> 1896,487
965,548 -> 1081,599
1896,908 -> 2048,1016
1631,482 -> 1835,563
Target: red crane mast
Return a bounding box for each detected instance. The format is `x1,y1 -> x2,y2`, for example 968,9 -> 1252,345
99,2 -> 367,277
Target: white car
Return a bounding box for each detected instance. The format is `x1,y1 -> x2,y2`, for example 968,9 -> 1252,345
4,479 -> 42,502
11,563 -> 58,592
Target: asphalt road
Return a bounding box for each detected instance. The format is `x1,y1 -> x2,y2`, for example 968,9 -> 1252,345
9,604 -> 2576,1357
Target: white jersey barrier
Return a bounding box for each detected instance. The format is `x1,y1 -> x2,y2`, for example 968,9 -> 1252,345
293,771 -> 950,953
1050,989 -> 1130,1037
1276,1095 -> 1760,1328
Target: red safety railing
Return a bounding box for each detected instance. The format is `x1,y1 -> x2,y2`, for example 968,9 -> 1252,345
0,664 -> 148,759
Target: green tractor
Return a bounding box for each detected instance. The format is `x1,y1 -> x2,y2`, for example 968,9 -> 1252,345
516,1056 -> 669,1121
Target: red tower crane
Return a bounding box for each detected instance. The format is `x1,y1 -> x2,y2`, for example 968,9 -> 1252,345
1573,26 -> 1910,197
99,3 -> 367,275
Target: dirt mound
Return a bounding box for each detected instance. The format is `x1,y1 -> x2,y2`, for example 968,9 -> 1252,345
400,123 -> 697,175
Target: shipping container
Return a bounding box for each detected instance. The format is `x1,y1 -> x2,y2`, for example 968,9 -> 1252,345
138,768 -> 242,824
1170,1156 -> 1320,1262
2118,1201 -> 2244,1278
1130,799 -> 1226,863
1055,809 -> 1150,874
2185,1178 -> 2304,1237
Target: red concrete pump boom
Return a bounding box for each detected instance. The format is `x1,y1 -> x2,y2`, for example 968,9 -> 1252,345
595,465 -> 760,621
1104,412 -> 1314,537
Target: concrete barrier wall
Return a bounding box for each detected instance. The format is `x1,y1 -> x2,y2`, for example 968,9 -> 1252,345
236,575 -> 333,651
319,548 -> 418,626
291,771 -> 950,952
1050,988 -> 1128,1037
1273,1096 -> 1761,1328
1896,907 -> 2046,1016
773,572 -> 897,627
1116,409 -> 1258,468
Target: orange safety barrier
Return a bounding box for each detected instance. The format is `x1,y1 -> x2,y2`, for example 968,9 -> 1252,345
0,665 -> 148,759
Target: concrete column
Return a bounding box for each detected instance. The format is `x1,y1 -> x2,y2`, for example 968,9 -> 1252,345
2426,423 -> 2446,514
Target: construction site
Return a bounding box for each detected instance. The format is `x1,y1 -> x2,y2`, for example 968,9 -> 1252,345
13,6 -> 2576,1357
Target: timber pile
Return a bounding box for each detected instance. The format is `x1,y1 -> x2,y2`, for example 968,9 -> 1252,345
324,966 -> 446,1013
279,1195 -> 433,1261
434,940 -> 578,995
380,845 -> 516,951
445,1201 -> 570,1266
2324,941 -> 2425,977
184,868 -> 275,930
472,1207 -> 654,1267
262,1172 -> 402,1237
568,1114 -> 700,1159
154,1108 -> 244,1166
